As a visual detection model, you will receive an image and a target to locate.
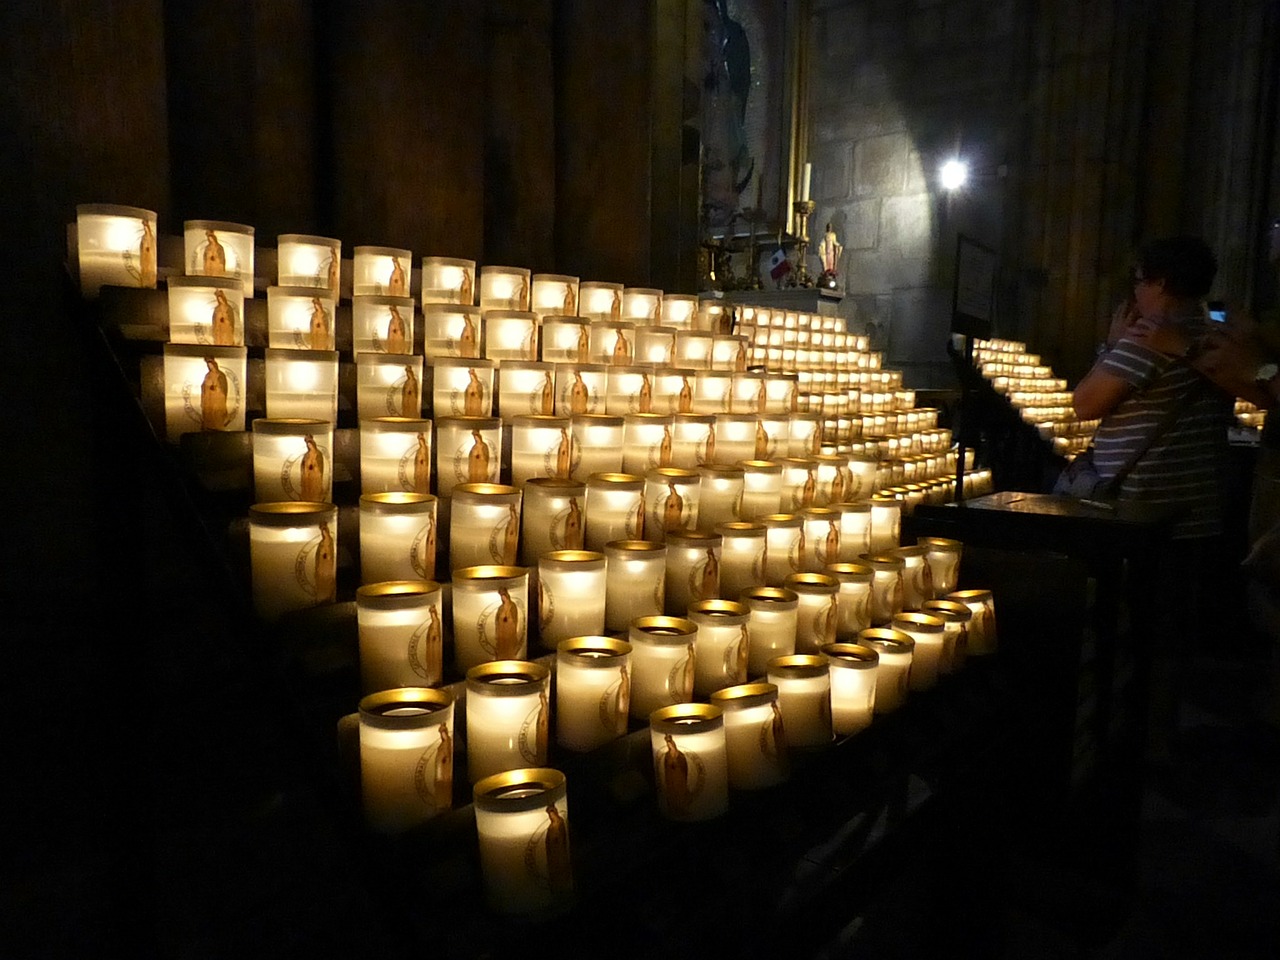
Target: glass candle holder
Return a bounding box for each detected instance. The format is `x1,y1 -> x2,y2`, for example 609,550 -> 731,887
824,562 -> 874,641
360,492 -> 438,584
353,295 -> 414,356
584,473 -> 643,550
946,589 -> 998,655
779,457 -> 820,512
353,245 -> 411,298
766,655 -> 832,749
163,344 -> 247,441
696,299 -> 732,333
530,273 -> 580,317
655,368 -> 699,415
783,573 -> 839,654
421,256 -> 475,305
891,612 -> 946,691
843,455 -> 880,499
629,616 -> 695,717
711,334 -> 750,372
635,325 -> 676,365
522,478 -> 586,561
741,586 -> 799,677
673,331 -> 714,369
483,310 -> 539,362
472,768 -> 573,919
709,683 -> 788,790
356,354 -> 424,420
360,417 -> 433,495
75,203 -> 157,296
168,275 -> 244,346
252,418 -> 334,503
248,502 -> 338,620
498,361 -> 557,418
713,414 -> 761,466
660,293 -> 697,328
832,501 -> 872,561
789,413 -> 823,456
860,553 -> 906,626
621,414 -> 674,475
891,545 -> 933,611
691,370 -> 733,414
921,599 -> 972,674
715,522 -> 766,600
434,416 -> 501,497
556,637 -> 631,752
813,454 -> 851,505
590,321 -> 637,366
858,628 -> 914,714
277,233 -> 339,294
763,374 -> 800,414
427,357 -> 494,418
555,363 -> 607,416
452,566 -> 529,671
264,348 -> 339,424
510,415 -> 574,487
738,460 -> 783,520
869,495 -> 903,553
672,414 -> 717,469
569,414 -> 624,480
754,416 -> 789,460
601,540 -> 665,632
761,514 -> 803,585
267,286 -> 335,350
821,643 -> 879,736
356,580 -> 444,693
687,599 -> 751,696
450,483 -> 522,571
664,530 -> 722,614
184,220 -> 254,296
919,537 -> 963,598
697,465 -> 744,531
541,317 -> 592,363
465,660 -> 551,784
622,287 -> 663,322
480,265 -> 531,311
578,280 -> 623,320
604,365 -> 657,415
420,304 -> 482,358
649,703 -> 728,821
730,371 -> 767,414
359,687 -> 454,833
644,467 -> 700,541
799,507 -> 844,572
537,550 -> 607,648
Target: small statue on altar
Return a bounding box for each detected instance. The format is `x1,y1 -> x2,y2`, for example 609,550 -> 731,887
817,222 -> 842,290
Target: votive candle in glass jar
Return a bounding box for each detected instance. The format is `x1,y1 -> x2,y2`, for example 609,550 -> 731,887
480,265 -> 531,311
465,660 -> 551,783
779,457 -> 819,512
869,495 -> 903,553
664,530 -> 722,614
763,373 -> 800,415
570,414 -> 624,480
628,615 -> 695,717
674,330 -> 714,369
635,325 -> 676,365
711,334 -> 750,372
604,540 -> 666,632
644,467 -> 700,541
697,465 -> 744,531
264,348 -> 338,424
945,589 -> 998,655
359,687 -> 454,833
353,295 -> 414,356
921,599 -> 972,674
832,501 -> 872,561
427,357 -> 494,418
730,371 -> 767,415
451,565 -> 529,671
604,364 -> 656,416
450,483 -> 522,571
860,553 -> 905,626
522,478 -> 587,560
360,417 -> 433,495
531,273 -> 579,317
661,293 -> 697,329
858,628 -> 914,714
709,683 -> 788,789
713,414 -> 760,465
578,280 -> 623,320
421,256 -> 475,305
761,514 -> 804,585
623,287 -> 663,322
556,637 -> 631,751
163,344 -> 247,441
356,580 -> 444,693
766,655 -> 832,749
268,285 -> 336,350
919,537 -> 963,598
891,612 -> 946,691
741,586 -> 799,677
738,460 -> 783,520
510,415 -> 575,487
584,473 -> 643,550
185,220 -> 254,296
356,354 -> 424,419
890,545 -> 932,611
360,492 -> 438,583
845,455 -> 879,500
277,233 -> 339,294
483,309 -> 539,362
421,304 -> 482,358
499,361 -> 557,418
649,703 -> 728,821
788,412 -> 823,456
783,573 -> 839,654
671,414 -> 717,469
353,245 -> 411,298
715,522 -> 766,600
820,642 -> 879,736
687,599 -> 751,696
753,415 -> 788,460
537,550 -> 607,648
434,416 -> 501,497
623,413 -> 676,475
691,370 -> 734,414
168,275 -> 244,346
590,320 -> 637,366
813,454 -> 851,505
824,561 -> 874,641
248,502 -> 338,620
75,203 -> 157,296
555,362 -> 607,416
252,418 -> 333,503
656,368 -> 698,415
472,768 -> 573,918
541,317 -> 591,363
799,507 -> 844,572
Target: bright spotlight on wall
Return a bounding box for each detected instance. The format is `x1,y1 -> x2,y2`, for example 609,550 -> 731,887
939,159 -> 969,191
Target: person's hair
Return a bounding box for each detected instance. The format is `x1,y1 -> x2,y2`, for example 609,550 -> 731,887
1135,236 -> 1218,299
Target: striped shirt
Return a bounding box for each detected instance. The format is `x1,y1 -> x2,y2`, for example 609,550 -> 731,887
1092,337 -> 1232,540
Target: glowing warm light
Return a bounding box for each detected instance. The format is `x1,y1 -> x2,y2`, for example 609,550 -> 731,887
939,158 -> 968,191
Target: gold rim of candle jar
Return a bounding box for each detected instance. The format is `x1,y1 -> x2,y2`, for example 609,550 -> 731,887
946,589 -> 993,604
273,285 -> 333,299
761,514 -> 802,528
248,501 -> 336,526
359,491 -> 438,513
891,545 -> 929,560
737,459 -> 783,475
452,482 -> 519,500
355,580 -> 442,609
699,464 -> 745,479
540,550 -> 605,570
650,701 -> 723,733
604,539 -> 666,559
921,600 -> 972,622
892,612 -> 945,634
465,659 -> 550,695
473,767 -> 566,813
169,274 -> 243,293
453,565 -> 527,586
820,642 -> 879,669
526,477 -> 586,496
362,416 -> 432,432
631,615 -> 697,643
858,628 -> 915,655
511,414 -> 571,429
674,413 -> 715,426
800,506 -> 841,522
783,573 -> 839,594
825,562 -> 874,583
557,636 -> 632,664
574,414 -> 625,429
832,500 -> 871,514
715,521 -> 766,537
860,553 -> 905,571
645,467 -> 699,482
687,599 -> 750,622
264,347 -> 337,364
709,681 -> 779,709
358,686 -> 453,728
766,654 -> 829,678
587,472 -> 643,491
625,412 -> 674,426
666,530 -> 721,547
436,415 -> 500,430
252,417 -> 330,435
740,586 -> 799,608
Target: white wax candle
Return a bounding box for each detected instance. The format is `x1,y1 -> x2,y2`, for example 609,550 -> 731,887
252,420 -> 333,503
629,618 -> 696,718
473,769 -> 573,918
521,479 -> 587,562
785,574 -> 839,653
353,295 -> 415,357
555,638 -> 631,752
738,461 -> 783,520
360,418 -> 433,495
570,415 -> 625,480
278,234 -> 339,292
268,286 -> 337,349
356,582 -> 444,693
716,523 -> 767,600
650,705 -> 729,821
822,643 -> 878,735
264,350 -> 339,423
465,663 -> 551,783
922,599 -> 972,673
688,601 -> 751,696
353,246 -> 411,298
452,567 -> 528,671
892,547 -> 933,611
762,515 -> 803,585
892,613 -> 946,691
421,257 -> 475,306
710,683 -> 788,789
863,555 -> 905,626
450,484 -> 521,571
603,542 -> 666,632
697,468 -> 744,530
947,589 -> 998,655
664,533 -> 722,615
742,587 -> 799,677
860,629 -> 914,714
359,690 -> 454,834
249,504 -> 337,620
537,553 -> 607,647
826,563 -> 874,640
359,494 -> 437,583
801,162 -> 812,201
767,657 -> 831,748
919,537 -> 963,598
